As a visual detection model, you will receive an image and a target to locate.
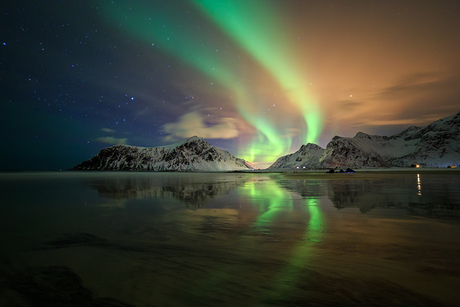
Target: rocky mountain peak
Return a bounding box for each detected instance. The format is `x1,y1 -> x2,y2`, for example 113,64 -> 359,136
354,132 -> 371,139
268,142 -> 325,169
72,136 -> 251,171
300,143 -> 324,151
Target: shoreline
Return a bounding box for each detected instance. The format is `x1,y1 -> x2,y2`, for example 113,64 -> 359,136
1,167 -> 459,177
236,167 -> 460,174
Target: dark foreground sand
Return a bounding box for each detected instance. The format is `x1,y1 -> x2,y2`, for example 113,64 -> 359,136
1,171 -> 459,306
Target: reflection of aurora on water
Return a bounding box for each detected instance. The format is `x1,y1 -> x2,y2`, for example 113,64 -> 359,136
242,180 -> 294,229
237,179 -> 326,298
266,198 -> 325,299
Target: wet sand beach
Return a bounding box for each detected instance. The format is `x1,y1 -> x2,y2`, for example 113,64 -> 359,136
1,171 -> 459,306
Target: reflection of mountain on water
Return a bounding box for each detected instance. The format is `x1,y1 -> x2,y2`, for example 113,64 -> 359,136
326,175 -> 460,218
276,174 -> 460,219
89,175 -> 247,208
327,178 -> 408,213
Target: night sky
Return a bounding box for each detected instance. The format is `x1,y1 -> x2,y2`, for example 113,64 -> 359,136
2,1 -> 460,170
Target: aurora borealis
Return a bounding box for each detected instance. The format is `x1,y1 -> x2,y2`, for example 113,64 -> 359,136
100,0 -> 318,163
2,1 -> 460,169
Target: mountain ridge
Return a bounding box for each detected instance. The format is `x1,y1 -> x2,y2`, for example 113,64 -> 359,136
72,136 -> 253,171
74,112 -> 460,171
270,111 -> 460,169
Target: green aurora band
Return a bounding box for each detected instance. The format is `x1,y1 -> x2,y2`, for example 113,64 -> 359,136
190,0 -> 323,144
100,1 -> 322,163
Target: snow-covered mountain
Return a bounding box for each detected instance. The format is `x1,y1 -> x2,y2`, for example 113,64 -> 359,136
72,136 -> 253,171
270,111 -> 460,169
268,143 -> 324,169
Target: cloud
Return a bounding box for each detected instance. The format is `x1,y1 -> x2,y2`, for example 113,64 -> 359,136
377,71 -> 444,100
101,128 -> 115,133
163,112 -> 239,140
351,118 -> 426,127
365,69 -> 460,124
95,136 -> 128,145
337,100 -> 365,112
329,68 -> 460,133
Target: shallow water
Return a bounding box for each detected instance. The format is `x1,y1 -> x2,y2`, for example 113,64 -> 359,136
1,171 -> 460,306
